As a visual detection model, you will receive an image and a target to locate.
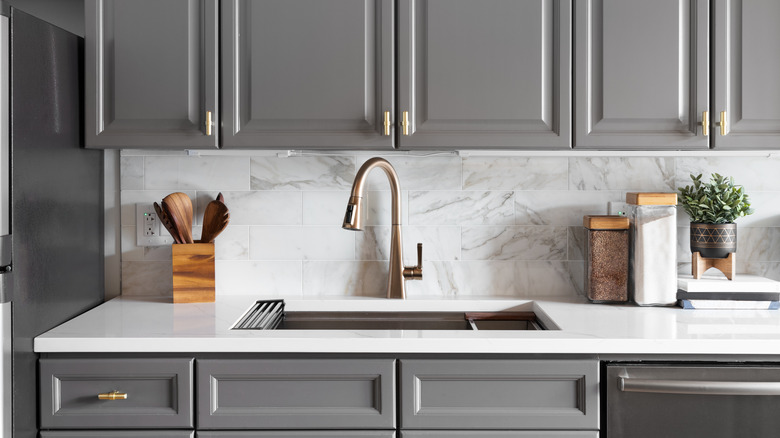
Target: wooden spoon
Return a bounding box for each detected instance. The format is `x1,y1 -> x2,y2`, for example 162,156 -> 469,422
200,200 -> 230,243
162,192 -> 194,244
154,201 -> 181,244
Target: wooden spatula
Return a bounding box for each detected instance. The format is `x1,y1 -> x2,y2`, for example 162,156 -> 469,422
154,201 -> 181,244
200,200 -> 230,243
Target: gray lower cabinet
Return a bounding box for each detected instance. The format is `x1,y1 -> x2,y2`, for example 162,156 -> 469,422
39,358 -> 194,429
196,359 -> 396,430
220,0 -> 394,149
574,0 -> 710,149
41,433 -> 194,438
711,0 -> 780,149
401,433 -> 597,438
397,0 -> 572,149
197,433 -> 395,438
399,359 -> 599,430
85,0 -> 219,149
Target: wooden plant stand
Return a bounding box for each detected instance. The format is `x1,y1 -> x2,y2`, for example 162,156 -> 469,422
692,251 -> 735,280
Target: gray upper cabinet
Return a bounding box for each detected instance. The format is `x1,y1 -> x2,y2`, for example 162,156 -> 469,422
85,0 -> 219,149
574,0 -> 710,149
221,0 -> 394,149
397,0 -> 572,149
711,0 -> 780,149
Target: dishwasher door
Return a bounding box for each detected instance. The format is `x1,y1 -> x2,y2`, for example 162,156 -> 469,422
606,363 -> 780,438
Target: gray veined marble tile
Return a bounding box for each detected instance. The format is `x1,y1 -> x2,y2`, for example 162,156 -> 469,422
212,225 -> 249,260
121,261 -> 173,297
736,227 -> 780,262
462,157 -> 568,190
675,156 -> 780,193
251,156 -> 355,190
364,190 -> 409,226
569,157 -> 675,191
120,156 -> 144,190
302,191 -> 352,225
145,156 -> 249,191
515,261 -> 578,298
249,226 -> 355,261
302,261 -> 387,297
358,155 -> 462,191
215,261 -> 302,296
568,226 -> 587,261
201,191 -> 302,226
461,226 -> 567,261
409,191 -> 514,226
356,226 -> 461,261
515,191 -> 623,226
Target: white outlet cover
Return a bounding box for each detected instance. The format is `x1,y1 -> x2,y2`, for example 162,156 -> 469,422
136,203 -> 174,246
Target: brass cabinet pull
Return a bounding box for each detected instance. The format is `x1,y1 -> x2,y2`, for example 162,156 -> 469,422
701,111 -> 708,136
206,111 -> 213,136
383,111 -> 391,136
719,111 -> 727,136
401,111 -> 410,136
98,390 -> 128,400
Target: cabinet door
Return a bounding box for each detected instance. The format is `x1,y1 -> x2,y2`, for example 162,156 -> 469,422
712,0 -> 780,149
397,0 -> 572,149
399,359 -> 599,430
221,0 -> 394,149
574,0 -> 709,149
85,0 -> 218,149
197,359 -> 396,430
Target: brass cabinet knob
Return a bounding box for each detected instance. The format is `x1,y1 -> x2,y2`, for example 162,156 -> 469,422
701,111 -> 708,136
383,111 -> 391,136
98,390 -> 128,400
401,111 -> 410,136
206,111 -> 213,136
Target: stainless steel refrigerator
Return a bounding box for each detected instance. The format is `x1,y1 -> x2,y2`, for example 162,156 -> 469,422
0,4 -> 104,438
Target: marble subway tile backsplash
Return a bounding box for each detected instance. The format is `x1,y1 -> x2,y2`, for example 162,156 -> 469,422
119,152 -> 780,298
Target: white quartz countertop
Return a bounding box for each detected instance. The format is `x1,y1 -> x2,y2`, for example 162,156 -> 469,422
34,295 -> 780,355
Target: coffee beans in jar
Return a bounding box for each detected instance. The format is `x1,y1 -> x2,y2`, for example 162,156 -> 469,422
583,215 -> 630,303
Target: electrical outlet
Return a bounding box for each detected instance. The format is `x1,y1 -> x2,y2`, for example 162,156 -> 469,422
136,204 -> 173,246
608,201 -> 630,217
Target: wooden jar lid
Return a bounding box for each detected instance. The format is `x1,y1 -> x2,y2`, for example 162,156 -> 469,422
626,192 -> 678,205
583,215 -> 630,230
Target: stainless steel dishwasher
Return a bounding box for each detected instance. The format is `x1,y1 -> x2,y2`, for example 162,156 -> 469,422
606,363 -> 780,437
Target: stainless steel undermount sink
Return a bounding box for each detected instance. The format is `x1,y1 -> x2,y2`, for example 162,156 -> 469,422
231,301 -> 547,331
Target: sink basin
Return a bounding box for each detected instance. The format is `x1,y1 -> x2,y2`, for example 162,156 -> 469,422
232,303 -> 546,331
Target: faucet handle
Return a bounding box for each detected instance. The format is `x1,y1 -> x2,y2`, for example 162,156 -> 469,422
404,243 -> 423,280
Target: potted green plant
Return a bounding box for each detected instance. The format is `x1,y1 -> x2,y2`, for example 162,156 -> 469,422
678,173 -> 754,259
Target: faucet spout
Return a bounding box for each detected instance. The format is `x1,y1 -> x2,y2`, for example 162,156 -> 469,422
343,157 -> 422,299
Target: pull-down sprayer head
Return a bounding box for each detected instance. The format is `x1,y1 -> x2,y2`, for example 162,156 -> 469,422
342,195 -> 364,231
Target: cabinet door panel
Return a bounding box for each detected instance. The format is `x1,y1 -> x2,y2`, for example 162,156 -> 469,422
85,0 -> 218,148
712,0 -> 780,149
197,359 -> 395,430
575,0 -> 709,149
397,0 -> 571,149
198,432 -> 395,438
401,433 -> 598,438
222,0 -> 394,149
399,359 -> 599,430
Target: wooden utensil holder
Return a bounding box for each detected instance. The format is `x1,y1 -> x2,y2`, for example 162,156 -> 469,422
172,243 -> 215,303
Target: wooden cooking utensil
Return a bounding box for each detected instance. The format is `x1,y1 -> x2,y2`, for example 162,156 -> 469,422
217,192 -> 225,204
200,200 -> 230,243
162,192 -> 194,244
154,201 -> 181,244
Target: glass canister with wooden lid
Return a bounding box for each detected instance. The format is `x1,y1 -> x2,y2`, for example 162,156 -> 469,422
584,215 -> 630,303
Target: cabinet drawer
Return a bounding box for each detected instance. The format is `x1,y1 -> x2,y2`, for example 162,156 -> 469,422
39,358 -> 193,429
400,359 -> 598,430
197,359 -> 395,430
400,432 -> 597,438
41,432 -> 193,438
198,432 -> 395,438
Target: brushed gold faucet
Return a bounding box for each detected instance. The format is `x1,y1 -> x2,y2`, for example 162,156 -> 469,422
343,157 -> 422,299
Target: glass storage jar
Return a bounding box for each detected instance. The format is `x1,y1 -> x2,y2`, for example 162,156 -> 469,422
583,215 -> 630,303
626,192 -> 678,306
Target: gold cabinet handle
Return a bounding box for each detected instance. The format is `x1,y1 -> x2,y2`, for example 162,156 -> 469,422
206,111 -> 213,136
401,111 -> 410,136
383,111 -> 391,136
98,390 -> 128,401
701,111 -> 708,136
719,111 -> 727,136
